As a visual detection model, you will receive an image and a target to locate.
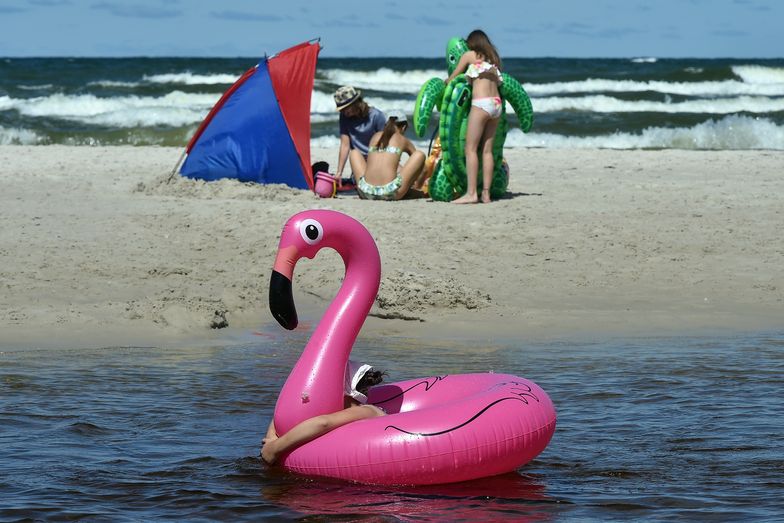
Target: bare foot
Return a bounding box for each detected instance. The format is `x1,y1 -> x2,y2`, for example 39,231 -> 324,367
481,189 -> 491,204
451,193 -> 479,204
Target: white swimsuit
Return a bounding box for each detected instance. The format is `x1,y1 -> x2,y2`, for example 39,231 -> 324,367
466,61 -> 504,118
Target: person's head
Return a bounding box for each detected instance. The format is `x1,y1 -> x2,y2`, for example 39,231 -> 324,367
345,360 -> 386,404
466,29 -> 502,69
356,369 -> 385,397
334,85 -> 370,119
377,110 -> 408,149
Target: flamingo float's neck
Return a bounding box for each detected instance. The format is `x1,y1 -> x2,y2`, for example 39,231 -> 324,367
273,226 -> 381,435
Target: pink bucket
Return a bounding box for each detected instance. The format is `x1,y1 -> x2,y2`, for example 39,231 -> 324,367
314,171 -> 337,198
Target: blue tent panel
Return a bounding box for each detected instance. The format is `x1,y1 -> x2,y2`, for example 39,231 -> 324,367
180,61 -> 307,188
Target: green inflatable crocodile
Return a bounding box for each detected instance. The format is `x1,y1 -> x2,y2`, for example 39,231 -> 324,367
413,37 -> 534,202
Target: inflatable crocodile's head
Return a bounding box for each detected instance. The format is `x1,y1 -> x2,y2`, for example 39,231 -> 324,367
446,37 -> 469,76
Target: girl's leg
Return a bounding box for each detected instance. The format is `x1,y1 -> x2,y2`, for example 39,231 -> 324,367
348,150 -> 367,181
452,106 -> 490,204
395,150 -> 426,199
479,117 -> 500,203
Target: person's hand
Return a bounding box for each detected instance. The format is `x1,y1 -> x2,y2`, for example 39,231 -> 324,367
261,435 -> 279,465
261,443 -> 277,465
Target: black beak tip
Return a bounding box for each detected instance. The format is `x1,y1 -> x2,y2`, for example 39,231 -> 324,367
274,311 -> 298,330
269,270 -> 298,330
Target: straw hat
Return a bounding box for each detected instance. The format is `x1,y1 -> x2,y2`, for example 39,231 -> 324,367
334,85 -> 361,111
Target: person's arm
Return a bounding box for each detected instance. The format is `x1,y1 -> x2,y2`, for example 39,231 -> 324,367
402,137 -> 417,157
263,420 -> 277,445
445,51 -> 475,85
261,405 -> 383,465
337,134 -> 351,182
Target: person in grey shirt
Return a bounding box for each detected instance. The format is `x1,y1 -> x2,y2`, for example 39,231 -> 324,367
334,85 -> 386,184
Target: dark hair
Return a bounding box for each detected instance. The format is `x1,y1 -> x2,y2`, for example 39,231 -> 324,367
356,369 -> 386,396
343,97 -> 370,119
466,29 -> 502,70
311,161 -> 329,177
377,118 -> 407,149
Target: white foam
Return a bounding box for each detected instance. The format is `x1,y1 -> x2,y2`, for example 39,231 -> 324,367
17,84 -> 54,91
533,94 -> 784,114
311,90 -> 419,120
322,65 -> 784,98
321,68 -> 444,94
87,80 -> 141,88
0,125 -> 44,145
143,72 -> 244,85
631,57 -> 658,63
504,115 -> 784,150
732,65 -> 784,85
5,91 -> 220,127
310,135 -> 341,148
526,78 -> 784,97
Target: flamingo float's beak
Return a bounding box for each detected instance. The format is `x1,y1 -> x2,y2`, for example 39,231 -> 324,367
269,245 -> 300,330
269,270 -> 297,330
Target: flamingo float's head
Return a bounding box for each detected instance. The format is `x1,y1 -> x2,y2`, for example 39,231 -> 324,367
269,210 -> 379,331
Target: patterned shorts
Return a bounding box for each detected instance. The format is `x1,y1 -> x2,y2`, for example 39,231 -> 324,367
357,175 -> 402,201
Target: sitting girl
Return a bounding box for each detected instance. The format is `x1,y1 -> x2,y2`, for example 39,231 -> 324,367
356,110 -> 427,201
261,361 -> 386,465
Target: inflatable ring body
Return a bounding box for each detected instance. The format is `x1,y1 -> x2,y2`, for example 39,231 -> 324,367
284,373 -> 556,485
270,210 -> 557,485
413,39 -> 534,201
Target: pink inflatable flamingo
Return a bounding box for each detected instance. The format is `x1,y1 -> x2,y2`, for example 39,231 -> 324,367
269,210 -> 556,485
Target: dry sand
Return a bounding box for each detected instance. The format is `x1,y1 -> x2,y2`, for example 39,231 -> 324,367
1,145 -> 782,348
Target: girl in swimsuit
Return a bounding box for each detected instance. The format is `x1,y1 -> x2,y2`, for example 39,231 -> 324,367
445,29 -> 504,204
357,110 -> 427,201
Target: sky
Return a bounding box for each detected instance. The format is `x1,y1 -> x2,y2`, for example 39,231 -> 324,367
0,0 -> 781,58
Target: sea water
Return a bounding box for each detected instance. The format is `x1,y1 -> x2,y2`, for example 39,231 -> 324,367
1,57 -> 783,150
2,328 -> 782,521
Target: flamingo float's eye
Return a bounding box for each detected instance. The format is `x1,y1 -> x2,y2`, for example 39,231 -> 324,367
299,219 -> 323,245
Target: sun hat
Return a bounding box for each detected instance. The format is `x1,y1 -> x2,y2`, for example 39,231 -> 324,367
386,109 -> 408,123
344,359 -> 374,404
334,85 -> 361,111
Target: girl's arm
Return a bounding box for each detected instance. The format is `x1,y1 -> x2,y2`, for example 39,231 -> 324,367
403,137 -> 418,157
336,134 -> 351,180
261,405 -> 383,465
445,50 -> 476,85
263,420 -> 276,443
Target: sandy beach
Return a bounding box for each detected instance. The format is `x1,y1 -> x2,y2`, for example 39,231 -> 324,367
1,145 -> 782,348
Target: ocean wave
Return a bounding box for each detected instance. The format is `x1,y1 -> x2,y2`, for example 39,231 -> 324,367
17,84 -> 54,91
143,72 -> 244,85
320,67 -> 444,93
505,115 -> 784,150
87,80 -> 143,88
534,94 -> 784,114
321,66 -> 784,97
0,125 -> 44,145
2,91 -> 218,127
311,90 -> 418,117
526,78 -> 784,97
731,65 -> 784,85
631,57 -> 658,63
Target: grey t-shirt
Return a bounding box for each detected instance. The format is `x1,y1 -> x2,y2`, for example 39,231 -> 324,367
339,107 -> 387,156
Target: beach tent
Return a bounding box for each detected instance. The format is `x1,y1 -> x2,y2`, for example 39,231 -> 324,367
176,40 -> 320,189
